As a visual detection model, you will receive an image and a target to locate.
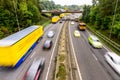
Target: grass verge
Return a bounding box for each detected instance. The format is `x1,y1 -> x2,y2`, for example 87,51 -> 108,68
59,54 -> 65,62
56,63 -> 66,80
42,20 -> 50,28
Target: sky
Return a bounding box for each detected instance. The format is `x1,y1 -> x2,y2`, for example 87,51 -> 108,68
50,0 -> 92,6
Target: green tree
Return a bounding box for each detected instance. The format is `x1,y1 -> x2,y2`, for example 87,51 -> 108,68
82,5 -> 91,23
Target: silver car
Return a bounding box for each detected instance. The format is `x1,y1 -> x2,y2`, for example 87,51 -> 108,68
47,31 -> 55,38
43,40 -> 53,49
104,52 -> 120,75
23,58 -> 45,80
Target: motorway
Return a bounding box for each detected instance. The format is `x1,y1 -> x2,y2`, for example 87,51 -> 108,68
0,19 -> 120,80
69,21 -> 120,80
0,21 -> 64,80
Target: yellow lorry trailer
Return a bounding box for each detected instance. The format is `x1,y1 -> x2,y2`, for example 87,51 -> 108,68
51,16 -> 60,23
0,25 -> 44,68
60,13 -> 64,18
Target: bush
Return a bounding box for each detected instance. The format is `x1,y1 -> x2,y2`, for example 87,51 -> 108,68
57,63 -> 66,80
0,31 -> 4,39
1,26 -> 9,34
112,22 -> 120,38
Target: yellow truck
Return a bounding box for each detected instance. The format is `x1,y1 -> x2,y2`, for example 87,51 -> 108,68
0,25 -> 44,68
75,17 -> 79,22
60,13 -> 64,18
78,22 -> 86,31
51,16 -> 60,23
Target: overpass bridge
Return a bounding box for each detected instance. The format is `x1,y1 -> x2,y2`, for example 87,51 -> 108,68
41,10 -> 82,17
41,11 -> 82,14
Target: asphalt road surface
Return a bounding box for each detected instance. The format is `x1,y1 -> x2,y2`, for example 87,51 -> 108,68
68,21 -> 120,80
0,20 -> 120,80
0,21 -> 64,80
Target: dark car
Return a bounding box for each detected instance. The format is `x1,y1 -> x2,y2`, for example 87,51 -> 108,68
43,40 -> 52,49
23,58 -> 45,80
59,21 -> 62,23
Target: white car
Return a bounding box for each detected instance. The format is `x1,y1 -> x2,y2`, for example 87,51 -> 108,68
104,52 -> 120,75
71,21 -> 74,25
74,30 -> 80,37
47,31 -> 55,38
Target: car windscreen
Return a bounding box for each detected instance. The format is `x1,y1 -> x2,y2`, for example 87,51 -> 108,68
44,41 -> 50,47
75,31 -> 79,34
49,31 -> 54,34
93,39 -> 99,42
114,59 -> 120,65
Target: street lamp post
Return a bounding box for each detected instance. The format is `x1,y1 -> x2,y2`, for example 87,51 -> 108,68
109,0 -> 118,39
13,0 -> 20,31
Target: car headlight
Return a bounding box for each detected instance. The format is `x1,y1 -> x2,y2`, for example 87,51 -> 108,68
93,44 -> 98,47
94,43 -> 102,48
98,43 -> 102,47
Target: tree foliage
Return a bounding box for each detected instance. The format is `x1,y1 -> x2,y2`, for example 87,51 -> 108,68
82,0 -> 120,40
38,0 -> 56,10
0,0 -> 48,39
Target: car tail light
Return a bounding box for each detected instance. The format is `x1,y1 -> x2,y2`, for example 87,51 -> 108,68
34,69 -> 41,80
23,70 -> 28,80
42,45 -> 45,49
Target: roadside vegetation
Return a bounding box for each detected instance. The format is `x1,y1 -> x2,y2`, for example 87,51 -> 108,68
57,63 -> 66,80
82,0 -> 120,45
0,0 -> 54,39
0,0 -> 82,39
59,54 -> 65,62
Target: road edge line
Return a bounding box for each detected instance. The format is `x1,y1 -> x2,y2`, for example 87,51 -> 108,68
69,21 -> 83,80
45,22 -> 64,80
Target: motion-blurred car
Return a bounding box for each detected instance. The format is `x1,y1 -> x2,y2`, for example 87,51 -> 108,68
104,52 -> 120,75
62,16 -> 67,21
74,30 -> 80,37
59,21 -> 62,23
66,16 -> 70,20
71,21 -> 74,25
47,31 -> 55,38
70,16 -> 75,21
43,40 -> 52,49
23,58 -> 45,80
88,35 -> 102,48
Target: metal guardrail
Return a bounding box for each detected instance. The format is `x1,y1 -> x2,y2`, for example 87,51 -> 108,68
87,27 -> 120,52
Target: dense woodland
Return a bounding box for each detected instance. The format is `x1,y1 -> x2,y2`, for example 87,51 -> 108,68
0,0 -> 82,39
82,0 -> 120,43
0,0 -> 55,39
2,0 -> 119,44
0,0 -> 42,38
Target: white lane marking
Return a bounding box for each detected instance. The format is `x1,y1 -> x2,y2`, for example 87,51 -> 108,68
30,51 -> 36,58
86,29 -> 90,35
92,54 -> 98,61
69,22 -> 83,80
45,22 -> 63,80
103,46 -> 109,52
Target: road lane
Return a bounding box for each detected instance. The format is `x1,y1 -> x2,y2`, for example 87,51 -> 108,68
68,21 -> 83,80
45,21 -> 64,80
82,28 -> 120,80
69,21 -> 117,80
0,21 -> 64,80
